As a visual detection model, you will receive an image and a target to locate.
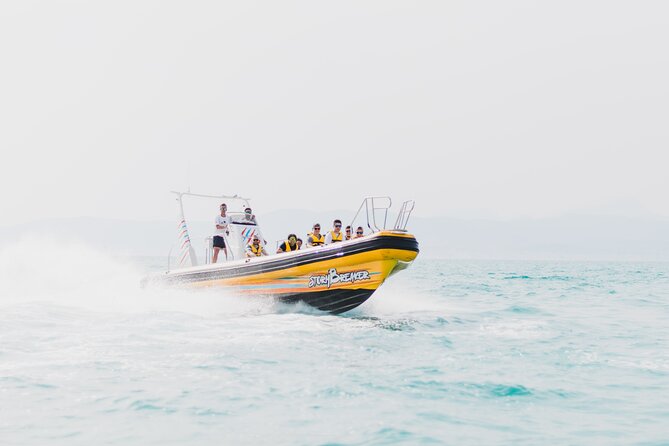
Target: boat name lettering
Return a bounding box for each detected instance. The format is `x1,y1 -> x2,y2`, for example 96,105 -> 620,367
308,268 -> 371,288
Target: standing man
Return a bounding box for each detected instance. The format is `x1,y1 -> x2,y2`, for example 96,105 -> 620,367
325,219 -> 344,244
213,203 -> 229,263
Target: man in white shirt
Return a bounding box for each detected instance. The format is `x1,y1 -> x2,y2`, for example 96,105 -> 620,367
325,219 -> 344,244
213,203 -> 230,263
242,207 -> 257,224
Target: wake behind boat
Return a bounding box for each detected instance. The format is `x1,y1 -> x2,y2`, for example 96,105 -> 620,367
145,193 -> 419,314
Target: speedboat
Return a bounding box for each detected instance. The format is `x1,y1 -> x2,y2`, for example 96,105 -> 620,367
145,192 -> 419,314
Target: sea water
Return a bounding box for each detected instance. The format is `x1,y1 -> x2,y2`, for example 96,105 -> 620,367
1,241 -> 668,445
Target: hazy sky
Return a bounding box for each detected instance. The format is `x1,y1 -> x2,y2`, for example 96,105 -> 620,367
2,1 -> 668,225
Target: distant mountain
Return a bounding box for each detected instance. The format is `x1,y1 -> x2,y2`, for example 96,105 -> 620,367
1,213 -> 668,261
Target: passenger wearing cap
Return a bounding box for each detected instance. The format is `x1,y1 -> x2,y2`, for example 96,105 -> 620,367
325,219 -> 344,244
246,235 -> 268,257
306,224 -> 325,248
277,234 -> 299,253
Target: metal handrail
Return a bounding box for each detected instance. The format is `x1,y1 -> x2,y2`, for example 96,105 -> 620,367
170,191 -> 251,203
223,230 -> 235,261
204,236 -> 212,265
167,244 -> 174,272
350,196 -> 392,233
205,231 -> 236,264
349,196 -> 416,234
394,200 -> 415,231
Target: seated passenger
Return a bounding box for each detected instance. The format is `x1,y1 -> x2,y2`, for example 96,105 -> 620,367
297,238 -> 303,250
306,223 -> 325,248
276,234 -> 299,253
246,236 -> 268,257
345,225 -> 352,240
354,226 -> 365,238
325,219 -> 344,244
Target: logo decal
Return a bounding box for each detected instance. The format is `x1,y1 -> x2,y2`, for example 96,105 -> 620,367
308,268 -> 371,288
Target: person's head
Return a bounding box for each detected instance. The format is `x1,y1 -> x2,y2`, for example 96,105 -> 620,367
252,236 -> 260,245
312,223 -> 321,233
356,226 -> 364,236
245,207 -> 252,215
333,219 -> 342,231
345,225 -> 351,236
287,234 -> 297,245
297,238 -> 303,247
220,203 -> 227,213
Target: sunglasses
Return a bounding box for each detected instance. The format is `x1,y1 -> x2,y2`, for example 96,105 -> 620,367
356,232 -> 363,235
334,225 -> 341,228
253,239 -> 259,242
313,227 -> 320,230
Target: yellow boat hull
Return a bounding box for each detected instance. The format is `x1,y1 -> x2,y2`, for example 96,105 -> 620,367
156,231 -> 419,314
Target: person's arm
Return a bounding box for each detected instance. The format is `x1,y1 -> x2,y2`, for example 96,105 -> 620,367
324,232 -> 332,244
276,243 -> 285,254
261,247 -> 268,256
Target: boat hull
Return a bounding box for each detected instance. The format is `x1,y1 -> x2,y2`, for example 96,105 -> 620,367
153,231 -> 419,314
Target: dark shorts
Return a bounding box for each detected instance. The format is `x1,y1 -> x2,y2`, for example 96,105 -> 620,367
213,236 -> 226,248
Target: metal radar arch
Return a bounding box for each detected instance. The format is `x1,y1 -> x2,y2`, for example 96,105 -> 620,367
168,191 -> 252,272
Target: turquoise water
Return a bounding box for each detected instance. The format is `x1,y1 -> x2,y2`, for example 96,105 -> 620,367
1,248 -> 668,445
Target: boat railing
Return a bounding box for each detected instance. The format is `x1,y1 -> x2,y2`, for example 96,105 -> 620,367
203,231 -> 238,264
350,196 -> 391,233
350,196 -> 415,234
204,236 -> 213,265
393,200 -> 415,231
167,243 -> 174,272
224,231 -> 237,261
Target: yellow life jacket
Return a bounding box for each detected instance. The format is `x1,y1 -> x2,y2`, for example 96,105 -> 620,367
283,240 -> 297,252
329,231 -> 343,242
249,243 -> 264,256
308,232 -> 325,246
